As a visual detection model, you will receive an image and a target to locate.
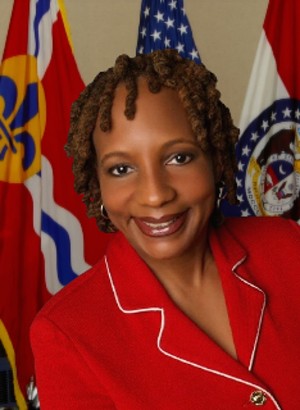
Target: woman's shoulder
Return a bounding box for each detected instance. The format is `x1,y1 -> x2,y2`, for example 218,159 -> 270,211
32,232 -> 130,328
33,257 -> 110,325
224,216 -> 300,238
220,216 -> 300,260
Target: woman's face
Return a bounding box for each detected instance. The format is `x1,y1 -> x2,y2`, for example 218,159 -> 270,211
93,80 -> 216,264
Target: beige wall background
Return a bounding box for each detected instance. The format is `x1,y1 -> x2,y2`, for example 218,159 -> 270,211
0,0 -> 268,125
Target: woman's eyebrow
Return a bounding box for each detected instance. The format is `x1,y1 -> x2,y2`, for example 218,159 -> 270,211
99,139 -> 200,164
100,151 -> 131,165
162,138 -> 200,149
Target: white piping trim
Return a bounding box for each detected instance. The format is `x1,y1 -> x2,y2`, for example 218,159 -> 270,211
231,256 -> 267,372
104,256 -> 281,409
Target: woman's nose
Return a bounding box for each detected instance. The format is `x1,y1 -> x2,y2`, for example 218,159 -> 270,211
136,168 -> 176,208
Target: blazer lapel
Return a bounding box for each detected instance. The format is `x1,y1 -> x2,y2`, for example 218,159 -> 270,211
105,229 -> 267,385
210,223 -> 267,371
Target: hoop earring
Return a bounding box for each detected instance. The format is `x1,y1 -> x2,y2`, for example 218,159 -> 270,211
210,181 -> 226,227
100,204 -> 110,220
216,180 -> 227,207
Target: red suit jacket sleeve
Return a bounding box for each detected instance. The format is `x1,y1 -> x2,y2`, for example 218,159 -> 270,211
30,315 -> 116,410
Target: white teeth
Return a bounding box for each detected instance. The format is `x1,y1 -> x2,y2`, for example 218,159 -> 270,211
144,217 -> 176,229
152,226 -> 170,234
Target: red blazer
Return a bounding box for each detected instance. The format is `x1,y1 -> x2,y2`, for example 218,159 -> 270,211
31,217 -> 300,409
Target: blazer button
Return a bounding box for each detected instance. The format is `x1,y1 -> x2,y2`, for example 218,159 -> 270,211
250,390 -> 267,406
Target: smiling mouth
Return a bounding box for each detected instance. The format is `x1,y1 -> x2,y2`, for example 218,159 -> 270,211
133,211 -> 187,237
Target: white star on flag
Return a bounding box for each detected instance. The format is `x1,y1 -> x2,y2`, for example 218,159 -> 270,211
154,10 -> 164,22
189,48 -> 199,60
169,0 -> 177,10
144,6 -> 150,17
261,120 -> 269,131
176,42 -> 185,53
237,194 -> 244,203
251,132 -> 259,142
164,37 -> 171,47
282,107 -> 292,118
241,209 -> 251,217
178,23 -> 188,35
236,178 -> 243,188
238,161 -> 245,171
150,29 -> 161,41
165,17 -> 175,29
242,145 -> 251,156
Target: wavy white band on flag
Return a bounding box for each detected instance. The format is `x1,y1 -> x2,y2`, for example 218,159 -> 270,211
28,0 -> 58,79
239,32 -> 289,135
25,156 -> 90,294
25,0 -> 91,293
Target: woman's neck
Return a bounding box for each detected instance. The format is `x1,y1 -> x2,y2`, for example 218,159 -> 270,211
142,235 -> 214,292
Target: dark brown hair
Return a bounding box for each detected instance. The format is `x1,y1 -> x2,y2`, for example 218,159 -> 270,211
65,49 -> 239,232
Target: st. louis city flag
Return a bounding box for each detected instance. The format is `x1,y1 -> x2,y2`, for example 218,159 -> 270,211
222,0 -> 300,222
0,0 -> 107,408
136,0 -> 201,63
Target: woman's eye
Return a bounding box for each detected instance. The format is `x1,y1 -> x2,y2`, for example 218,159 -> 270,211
166,153 -> 193,165
109,164 -> 134,176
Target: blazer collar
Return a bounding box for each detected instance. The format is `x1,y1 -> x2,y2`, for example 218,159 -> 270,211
210,222 -> 266,371
105,223 -> 266,381
105,231 -> 169,310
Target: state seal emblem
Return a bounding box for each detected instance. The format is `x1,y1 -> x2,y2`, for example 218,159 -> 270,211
236,98 -> 300,219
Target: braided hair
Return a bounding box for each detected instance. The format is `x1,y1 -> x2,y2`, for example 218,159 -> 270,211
65,49 -> 239,232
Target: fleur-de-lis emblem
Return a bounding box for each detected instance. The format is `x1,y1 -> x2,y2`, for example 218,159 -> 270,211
0,55 -> 46,183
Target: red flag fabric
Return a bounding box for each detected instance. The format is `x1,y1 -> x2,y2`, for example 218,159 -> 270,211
0,1 -> 107,408
221,0 -> 300,221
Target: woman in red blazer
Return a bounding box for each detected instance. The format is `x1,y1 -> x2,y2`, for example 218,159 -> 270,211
31,50 -> 300,409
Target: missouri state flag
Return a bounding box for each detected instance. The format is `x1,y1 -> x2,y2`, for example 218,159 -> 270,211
222,0 -> 300,221
0,0 -> 107,408
136,0 -> 201,63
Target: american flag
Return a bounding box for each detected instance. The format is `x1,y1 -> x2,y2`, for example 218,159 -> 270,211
136,0 -> 201,63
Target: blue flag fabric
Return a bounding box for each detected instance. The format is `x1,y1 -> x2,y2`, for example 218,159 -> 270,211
136,0 -> 200,63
